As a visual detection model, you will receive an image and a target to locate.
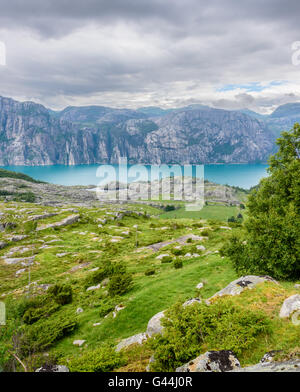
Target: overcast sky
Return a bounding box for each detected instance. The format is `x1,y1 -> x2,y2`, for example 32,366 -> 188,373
1,0 -> 300,113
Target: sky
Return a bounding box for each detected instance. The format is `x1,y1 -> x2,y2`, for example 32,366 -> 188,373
1,0 -> 300,113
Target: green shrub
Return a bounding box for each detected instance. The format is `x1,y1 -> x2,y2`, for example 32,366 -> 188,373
16,192 -> 36,203
84,267 -> 110,289
23,299 -> 60,325
201,229 -> 210,236
145,268 -> 155,276
192,222 -> 203,228
173,260 -> 183,269
161,256 -> 173,264
98,298 -> 118,317
108,265 -> 133,297
65,345 -> 126,372
23,220 -> 37,234
48,284 -> 73,305
164,205 -> 176,212
172,248 -> 184,256
227,216 -> 236,223
20,316 -> 77,356
149,300 -> 271,371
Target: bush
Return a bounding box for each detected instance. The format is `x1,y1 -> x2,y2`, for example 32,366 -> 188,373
172,248 -> 184,256
23,220 -> 37,234
227,216 -> 236,223
17,192 -> 36,203
149,300 -> 271,371
48,284 -> 73,305
173,260 -> 183,269
164,205 -> 176,212
161,256 -> 173,264
84,267 -> 110,289
20,316 -> 77,356
108,265 -> 133,296
145,268 -> 156,276
23,299 -> 60,325
98,298 -> 118,317
201,229 -> 210,236
65,345 -> 126,372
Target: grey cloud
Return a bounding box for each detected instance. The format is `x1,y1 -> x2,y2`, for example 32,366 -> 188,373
0,0 -> 300,111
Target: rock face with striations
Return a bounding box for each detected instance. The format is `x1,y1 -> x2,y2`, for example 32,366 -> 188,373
0,96 -> 275,166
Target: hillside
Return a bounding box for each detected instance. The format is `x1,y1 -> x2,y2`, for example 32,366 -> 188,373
0,96 -> 275,165
0,168 -> 299,372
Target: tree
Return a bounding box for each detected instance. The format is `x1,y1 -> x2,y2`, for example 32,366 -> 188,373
223,124 -> 300,280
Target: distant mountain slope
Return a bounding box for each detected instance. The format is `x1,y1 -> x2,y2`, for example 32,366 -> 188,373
0,96 -> 275,165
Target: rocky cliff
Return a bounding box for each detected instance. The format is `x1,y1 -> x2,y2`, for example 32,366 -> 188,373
0,96 -> 275,165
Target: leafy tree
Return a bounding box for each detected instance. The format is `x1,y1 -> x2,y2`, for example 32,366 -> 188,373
223,124 -> 300,280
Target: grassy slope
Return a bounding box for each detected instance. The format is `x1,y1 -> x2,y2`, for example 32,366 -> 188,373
0,200 -> 299,371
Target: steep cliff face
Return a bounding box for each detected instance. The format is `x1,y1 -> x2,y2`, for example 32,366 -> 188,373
0,96 -> 275,165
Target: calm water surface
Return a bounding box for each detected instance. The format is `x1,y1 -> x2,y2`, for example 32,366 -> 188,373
1,163 -> 268,189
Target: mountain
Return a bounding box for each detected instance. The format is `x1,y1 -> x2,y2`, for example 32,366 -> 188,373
0,96 -> 275,165
270,103 -> 300,118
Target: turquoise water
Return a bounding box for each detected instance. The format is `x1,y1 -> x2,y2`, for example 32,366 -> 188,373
0,164 -> 268,189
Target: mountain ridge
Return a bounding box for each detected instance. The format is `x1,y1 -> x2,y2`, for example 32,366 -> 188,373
0,95 -> 278,166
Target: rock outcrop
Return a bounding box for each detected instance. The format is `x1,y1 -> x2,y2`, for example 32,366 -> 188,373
279,294 -> 300,318
0,96 -> 275,166
176,350 -> 241,372
208,275 -> 278,302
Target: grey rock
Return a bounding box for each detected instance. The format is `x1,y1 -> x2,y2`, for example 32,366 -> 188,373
2,256 -> 35,265
35,365 -> 69,372
295,284 -> 300,289
279,294 -> 300,318
183,297 -> 202,307
86,283 -> 101,292
76,307 -> 84,314
0,96 -> 274,166
116,332 -> 148,352
73,340 -> 86,347
231,360 -> 300,372
176,350 -> 241,372
260,350 -> 283,364
208,275 -> 278,302
0,241 -> 7,249
196,282 -> 204,289
37,214 -> 80,231
146,311 -> 165,337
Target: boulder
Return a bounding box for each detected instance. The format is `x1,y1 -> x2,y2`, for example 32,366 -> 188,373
231,360 -> 300,372
0,241 -> 7,249
279,294 -> 300,318
260,350 -> 283,364
35,365 -> 69,372
2,256 -> 35,265
196,282 -> 204,290
183,298 -> 202,307
73,340 -> 86,347
116,332 -> 148,352
37,214 -> 80,231
208,275 -> 278,302
176,350 -> 240,372
86,284 -> 101,292
156,253 -> 170,260
146,311 -> 165,337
